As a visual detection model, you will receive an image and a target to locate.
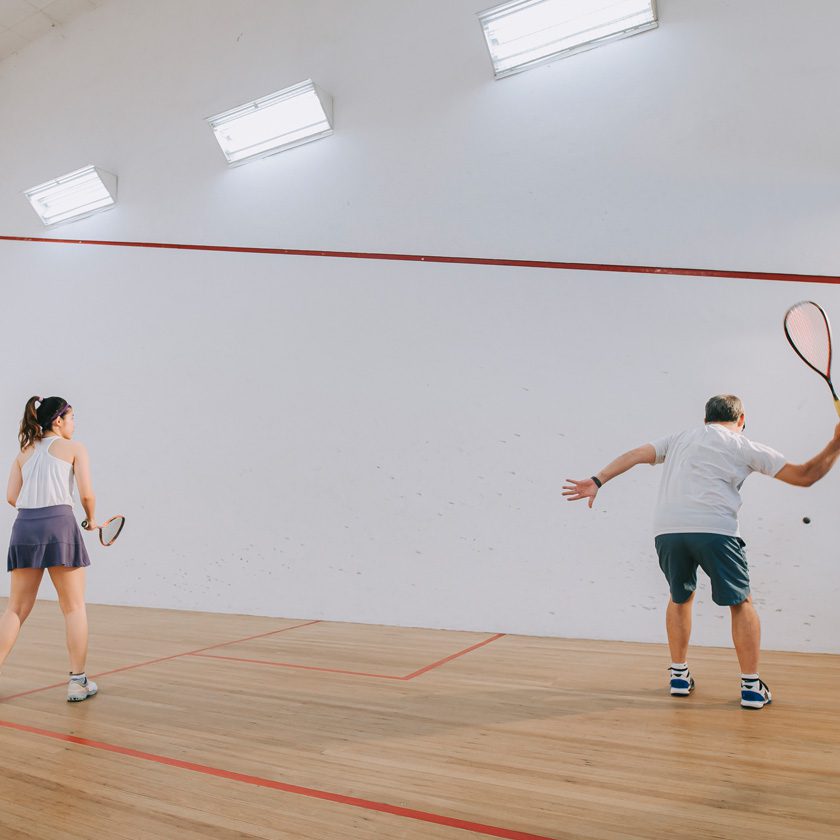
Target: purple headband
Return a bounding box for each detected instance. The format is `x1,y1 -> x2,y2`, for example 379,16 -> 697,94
48,401 -> 71,425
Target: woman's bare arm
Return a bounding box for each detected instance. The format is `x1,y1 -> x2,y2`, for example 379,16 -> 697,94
73,442 -> 97,528
6,457 -> 22,507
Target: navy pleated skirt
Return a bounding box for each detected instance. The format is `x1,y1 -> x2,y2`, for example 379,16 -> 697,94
7,505 -> 90,571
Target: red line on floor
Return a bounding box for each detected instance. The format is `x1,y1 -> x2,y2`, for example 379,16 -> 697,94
404,633 -> 506,680
1,623 -> 500,701
189,633 -> 505,680
0,619 -> 321,703
189,619 -> 322,655
1,234 -> 838,284
189,652 -> 405,680
0,718 -> 558,840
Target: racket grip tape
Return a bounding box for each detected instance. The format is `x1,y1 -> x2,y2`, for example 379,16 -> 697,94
835,399 -> 840,419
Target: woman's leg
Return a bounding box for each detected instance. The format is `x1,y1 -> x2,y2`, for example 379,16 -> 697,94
48,567 -> 88,674
0,569 -> 45,667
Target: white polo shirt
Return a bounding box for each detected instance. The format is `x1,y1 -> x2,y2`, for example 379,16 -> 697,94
650,423 -> 786,537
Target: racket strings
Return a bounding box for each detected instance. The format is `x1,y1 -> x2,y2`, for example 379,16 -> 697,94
101,516 -> 125,545
785,303 -> 832,375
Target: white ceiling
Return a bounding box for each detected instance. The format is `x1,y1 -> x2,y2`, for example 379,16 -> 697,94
0,0 -> 108,61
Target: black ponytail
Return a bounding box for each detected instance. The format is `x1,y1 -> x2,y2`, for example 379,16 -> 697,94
18,395 -> 70,450
19,396 -> 43,450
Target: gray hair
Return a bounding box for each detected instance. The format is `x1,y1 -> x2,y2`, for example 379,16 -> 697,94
705,394 -> 744,423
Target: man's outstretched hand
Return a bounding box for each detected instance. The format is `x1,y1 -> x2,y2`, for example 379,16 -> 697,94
562,478 -> 599,508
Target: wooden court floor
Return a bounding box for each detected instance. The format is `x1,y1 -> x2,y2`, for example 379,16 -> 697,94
0,600 -> 837,840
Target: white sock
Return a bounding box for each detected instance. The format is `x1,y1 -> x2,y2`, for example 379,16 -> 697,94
69,672 -> 87,683
670,662 -> 688,671
740,673 -> 759,682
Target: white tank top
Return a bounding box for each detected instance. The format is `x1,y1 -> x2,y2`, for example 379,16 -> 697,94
16,436 -> 76,509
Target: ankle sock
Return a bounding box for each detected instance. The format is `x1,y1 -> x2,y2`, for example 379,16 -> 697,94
741,673 -> 760,683
69,672 -> 87,684
670,662 -> 688,671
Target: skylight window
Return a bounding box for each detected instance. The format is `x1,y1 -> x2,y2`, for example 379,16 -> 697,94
207,80 -> 334,165
479,0 -> 658,79
24,166 -> 117,227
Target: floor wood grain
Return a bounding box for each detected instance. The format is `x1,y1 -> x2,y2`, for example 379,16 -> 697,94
0,599 -> 837,839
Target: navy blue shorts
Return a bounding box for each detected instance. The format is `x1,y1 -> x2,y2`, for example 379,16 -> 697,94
654,533 -> 750,606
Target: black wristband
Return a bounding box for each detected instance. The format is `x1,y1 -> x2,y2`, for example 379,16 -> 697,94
591,475 -> 602,488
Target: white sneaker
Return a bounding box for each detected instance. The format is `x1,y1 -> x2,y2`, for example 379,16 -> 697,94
669,665 -> 695,696
67,675 -> 98,702
741,677 -> 771,709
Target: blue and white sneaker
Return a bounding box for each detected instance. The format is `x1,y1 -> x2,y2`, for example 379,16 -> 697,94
67,673 -> 98,702
741,677 -> 771,709
669,665 -> 695,696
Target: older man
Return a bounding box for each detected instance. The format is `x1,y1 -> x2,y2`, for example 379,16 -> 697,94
563,395 -> 840,709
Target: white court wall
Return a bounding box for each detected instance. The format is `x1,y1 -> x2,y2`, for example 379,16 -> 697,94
0,1 -> 839,651
0,241 -> 838,653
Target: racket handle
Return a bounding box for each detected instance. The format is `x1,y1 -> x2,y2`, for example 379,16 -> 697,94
835,399 -> 840,419
81,519 -> 89,529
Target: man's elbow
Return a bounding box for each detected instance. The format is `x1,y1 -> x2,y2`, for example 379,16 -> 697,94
776,464 -> 815,487
633,445 -> 657,466
794,467 -> 817,487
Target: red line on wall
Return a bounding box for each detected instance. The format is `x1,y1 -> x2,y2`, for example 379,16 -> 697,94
1,234 -> 839,284
0,718 -> 559,840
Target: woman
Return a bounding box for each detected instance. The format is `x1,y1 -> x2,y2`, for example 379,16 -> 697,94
1,396 -> 98,702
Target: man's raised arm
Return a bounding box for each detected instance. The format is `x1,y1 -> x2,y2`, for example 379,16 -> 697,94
775,422 -> 840,487
563,444 -> 657,508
